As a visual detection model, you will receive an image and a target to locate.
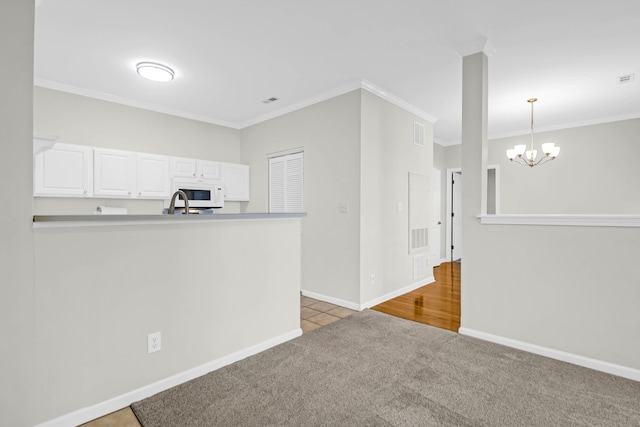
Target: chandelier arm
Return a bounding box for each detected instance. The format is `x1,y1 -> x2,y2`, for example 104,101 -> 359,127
513,157 -> 531,167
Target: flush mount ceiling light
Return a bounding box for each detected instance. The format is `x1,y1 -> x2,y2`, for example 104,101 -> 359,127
506,98 -> 560,167
136,62 -> 174,82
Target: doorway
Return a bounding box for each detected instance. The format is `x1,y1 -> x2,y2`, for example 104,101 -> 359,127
445,165 -> 499,262
446,169 -> 462,262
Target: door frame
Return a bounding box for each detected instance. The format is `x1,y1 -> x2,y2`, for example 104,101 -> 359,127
445,165 -> 500,262
445,168 -> 461,262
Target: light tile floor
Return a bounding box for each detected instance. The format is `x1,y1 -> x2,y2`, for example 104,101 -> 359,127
81,296 -> 356,426
300,295 -> 357,333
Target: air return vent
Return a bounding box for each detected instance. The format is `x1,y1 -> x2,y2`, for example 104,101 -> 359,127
413,122 -> 425,147
413,254 -> 427,279
411,227 -> 428,251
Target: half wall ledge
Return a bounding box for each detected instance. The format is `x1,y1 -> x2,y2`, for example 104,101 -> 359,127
479,214 -> 640,228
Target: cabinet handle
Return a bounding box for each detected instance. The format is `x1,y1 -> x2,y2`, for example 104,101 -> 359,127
128,192 -> 131,196
83,190 -> 88,195
138,192 -> 142,196
193,173 -> 196,177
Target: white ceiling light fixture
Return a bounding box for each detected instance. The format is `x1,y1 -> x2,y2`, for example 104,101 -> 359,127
136,62 -> 175,82
506,98 -> 560,167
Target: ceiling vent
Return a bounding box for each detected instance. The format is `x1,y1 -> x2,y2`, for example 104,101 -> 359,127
262,97 -> 279,104
618,74 -> 635,84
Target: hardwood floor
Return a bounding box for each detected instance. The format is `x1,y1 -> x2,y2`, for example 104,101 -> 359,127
371,261 -> 460,332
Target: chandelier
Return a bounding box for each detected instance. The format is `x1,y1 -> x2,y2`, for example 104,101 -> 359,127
506,98 -> 560,167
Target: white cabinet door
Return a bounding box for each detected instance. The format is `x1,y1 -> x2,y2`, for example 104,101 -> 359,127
34,143 -> 92,197
170,157 -> 220,180
198,160 -> 221,180
222,163 -> 250,201
170,157 -> 197,178
136,153 -> 170,198
94,148 -> 136,198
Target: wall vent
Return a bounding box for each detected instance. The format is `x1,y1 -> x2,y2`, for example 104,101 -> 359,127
413,121 -> 425,147
413,254 -> 427,279
410,227 -> 428,251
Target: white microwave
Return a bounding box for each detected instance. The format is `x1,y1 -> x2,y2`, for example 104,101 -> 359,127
164,177 -> 224,209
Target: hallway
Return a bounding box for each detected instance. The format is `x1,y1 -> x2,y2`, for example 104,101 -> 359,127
372,262 -> 460,332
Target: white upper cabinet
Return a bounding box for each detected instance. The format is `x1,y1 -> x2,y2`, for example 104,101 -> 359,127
198,160 -> 221,180
34,142 -> 250,202
93,148 -> 136,198
34,143 -> 93,197
170,157 -> 197,178
136,153 -> 170,198
222,163 -> 250,201
170,157 -> 220,180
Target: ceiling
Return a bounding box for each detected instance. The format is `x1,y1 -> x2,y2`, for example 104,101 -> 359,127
34,0 -> 640,145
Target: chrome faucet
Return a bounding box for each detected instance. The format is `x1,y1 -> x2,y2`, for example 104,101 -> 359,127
168,190 -> 190,215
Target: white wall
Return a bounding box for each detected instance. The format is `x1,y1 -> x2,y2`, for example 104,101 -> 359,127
463,223 -> 640,370
0,1 -> 35,426
360,90 -> 433,304
441,118 -> 640,215
490,118 -> 640,213
33,87 -> 244,215
241,90 -> 363,304
458,53 -> 640,375
33,218 -> 301,424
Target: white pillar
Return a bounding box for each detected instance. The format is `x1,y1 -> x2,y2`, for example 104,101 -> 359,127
0,1 -> 35,426
459,41 -> 491,329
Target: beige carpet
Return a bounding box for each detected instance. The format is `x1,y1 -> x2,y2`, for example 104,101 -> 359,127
132,309 -> 640,426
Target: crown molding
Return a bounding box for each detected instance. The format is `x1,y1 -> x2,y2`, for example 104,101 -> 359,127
360,80 -> 438,123
241,79 -> 438,128
34,79 -> 242,129
36,77 -> 438,131
456,38 -> 496,58
238,79 -> 363,128
489,111 -> 640,141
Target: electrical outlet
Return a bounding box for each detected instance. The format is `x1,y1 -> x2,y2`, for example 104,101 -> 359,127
148,332 -> 161,354
370,273 -> 376,285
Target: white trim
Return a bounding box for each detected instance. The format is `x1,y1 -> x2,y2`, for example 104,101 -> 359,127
436,111 -> 640,147
302,277 -> 436,311
361,80 -> 438,123
489,111 -> 640,141
301,290 -> 361,311
456,38 -> 496,58
458,327 -> 640,382
487,164 -> 500,215
35,328 -> 302,427
361,277 -> 435,310
240,80 -> 363,128
35,79 -> 241,129
445,168 -> 462,262
479,214 -> 640,228
37,78 -> 438,132
266,146 -> 304,159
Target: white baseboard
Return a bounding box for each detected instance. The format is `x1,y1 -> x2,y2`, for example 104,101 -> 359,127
361,276 -> 435,310
459,327 -> 640,382
36,328 -> 302,427
301,290 -> 361,311
302,277 -> 435,312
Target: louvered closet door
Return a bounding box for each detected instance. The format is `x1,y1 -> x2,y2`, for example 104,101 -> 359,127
269,152 -> 303,213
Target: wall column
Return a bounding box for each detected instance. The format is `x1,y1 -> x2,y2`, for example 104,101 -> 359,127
459,42 -> 491,328
0,1 -> 35,425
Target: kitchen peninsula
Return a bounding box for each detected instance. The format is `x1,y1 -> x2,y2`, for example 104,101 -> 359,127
31,211 -> 304,422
